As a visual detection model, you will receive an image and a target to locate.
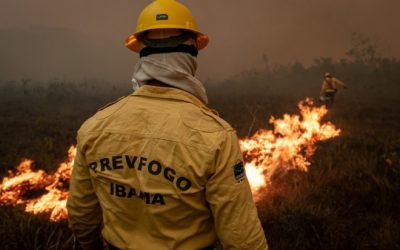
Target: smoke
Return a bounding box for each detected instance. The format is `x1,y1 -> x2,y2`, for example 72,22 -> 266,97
0,0 -> 399,82
0,27 -> 130,82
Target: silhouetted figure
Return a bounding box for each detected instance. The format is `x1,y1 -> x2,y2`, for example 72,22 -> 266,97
319,72 -> 347,108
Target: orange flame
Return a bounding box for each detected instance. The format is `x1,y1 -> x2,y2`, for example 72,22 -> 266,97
0,98 -> 340,219
0,146 -> 76,221
239,98 -> 340,201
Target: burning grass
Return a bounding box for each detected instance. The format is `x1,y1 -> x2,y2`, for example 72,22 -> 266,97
1,98 -> 340,222
240,98 -> 340,201
0,146 -> 75,221
0,70 -> 400,249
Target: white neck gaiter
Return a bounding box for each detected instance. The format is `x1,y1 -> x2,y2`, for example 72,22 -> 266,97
131,53 -> 208,104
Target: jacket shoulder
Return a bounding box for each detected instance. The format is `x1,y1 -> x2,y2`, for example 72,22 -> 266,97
181,105 -> 233,133
97,96 -> 128,112
78,95 -> 129,135
203,108 -> 233,131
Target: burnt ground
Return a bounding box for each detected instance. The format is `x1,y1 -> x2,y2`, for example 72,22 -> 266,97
1,59 -> 400,249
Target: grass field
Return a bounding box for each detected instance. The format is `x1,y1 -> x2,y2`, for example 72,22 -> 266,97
1,58 -> 399,249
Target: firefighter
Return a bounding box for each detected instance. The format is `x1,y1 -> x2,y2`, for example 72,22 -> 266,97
67,0 -> 268,249
319,72 -> 347,108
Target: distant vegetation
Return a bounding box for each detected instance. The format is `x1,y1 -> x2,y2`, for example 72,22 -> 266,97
1,36 -> 400,249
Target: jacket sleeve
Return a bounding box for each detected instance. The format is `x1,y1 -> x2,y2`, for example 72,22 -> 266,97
67,140 -> 104,250
334,78 -> 346,87
205,130 -> 268,250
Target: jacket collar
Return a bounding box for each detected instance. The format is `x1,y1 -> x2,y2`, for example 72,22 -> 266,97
131,85 -> 207,109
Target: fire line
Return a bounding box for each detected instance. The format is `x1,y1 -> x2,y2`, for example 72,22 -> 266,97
240,98 -> 340,201
0,98 -> 340,221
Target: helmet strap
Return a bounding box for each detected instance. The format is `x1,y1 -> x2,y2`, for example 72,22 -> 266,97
140,44 -> 198,58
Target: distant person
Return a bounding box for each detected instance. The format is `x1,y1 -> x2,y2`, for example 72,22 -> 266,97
67,0 -> 268,250
319,72 -> 347,108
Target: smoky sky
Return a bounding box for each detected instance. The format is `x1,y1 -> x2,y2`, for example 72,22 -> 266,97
0,0 -> 399,82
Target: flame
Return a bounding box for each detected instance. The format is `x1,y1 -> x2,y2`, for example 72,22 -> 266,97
0,146 -> 76,221
239,98 -> 340,201
0,98 -> 340,219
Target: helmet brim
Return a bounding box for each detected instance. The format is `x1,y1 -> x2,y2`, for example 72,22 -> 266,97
125,28 -> 209,53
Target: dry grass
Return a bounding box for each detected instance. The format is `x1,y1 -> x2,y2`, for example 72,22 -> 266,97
1,58 -> 399,249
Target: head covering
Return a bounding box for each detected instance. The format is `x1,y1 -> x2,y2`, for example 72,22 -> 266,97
131,52 -> 208,104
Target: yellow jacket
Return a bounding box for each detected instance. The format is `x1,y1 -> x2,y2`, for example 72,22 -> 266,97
67,85 -> 268,250
320,77 -> 345,94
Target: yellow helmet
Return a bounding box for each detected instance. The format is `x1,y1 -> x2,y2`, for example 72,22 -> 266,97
125,0 -> 209,53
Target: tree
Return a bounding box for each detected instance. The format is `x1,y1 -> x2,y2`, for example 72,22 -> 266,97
346,32 -> 381,64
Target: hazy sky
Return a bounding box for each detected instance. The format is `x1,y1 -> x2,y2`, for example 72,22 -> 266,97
0,0 -> 399,82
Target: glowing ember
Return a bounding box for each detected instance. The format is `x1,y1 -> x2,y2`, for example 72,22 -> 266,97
0,146 -> 76,221
240,98 -> 340,201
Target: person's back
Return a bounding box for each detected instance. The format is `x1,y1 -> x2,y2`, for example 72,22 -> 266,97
69,84 -> 266,249
67,0 -> 268,249
320,72 -> 347,107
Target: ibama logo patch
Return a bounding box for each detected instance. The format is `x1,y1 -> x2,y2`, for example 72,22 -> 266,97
233,162 -> 246,183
